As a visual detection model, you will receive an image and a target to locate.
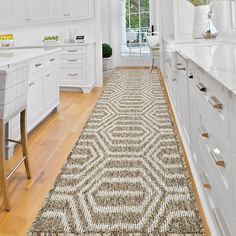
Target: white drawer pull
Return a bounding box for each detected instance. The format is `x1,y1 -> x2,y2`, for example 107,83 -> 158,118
68,59 -> 78,62
68,73 -> 78,77
199,125 -> 209,138
50,58 -> 55,62
175,63 -> 185,71
200,173 -> 211,190
208,96 -> 223,110
197,82 -> 207,92
68,49 -> 78,53
210,148 -> 225,168
212,208 -> 232,236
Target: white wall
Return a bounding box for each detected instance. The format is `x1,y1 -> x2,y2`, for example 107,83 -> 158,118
101,0 -> 111,44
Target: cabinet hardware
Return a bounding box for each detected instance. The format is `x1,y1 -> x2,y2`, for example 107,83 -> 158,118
188,73 -> 194,79
200,173 -> 211,190
210,148 -> 225,168
212,208 -> 232,236
68,49 -> 78,53
172,78 -> 177,82
50,58 -> 55,62
64,14 -> 67,17
35,63 -> 42,67
68,59 -> 78,62
46,74 -> 50,77
29,82 -> 35,87
199,125 -> 209,138
175,63 -> 185,71
197,82 -> 207,92
68,73 -> 78,76
208,96 -> 223,110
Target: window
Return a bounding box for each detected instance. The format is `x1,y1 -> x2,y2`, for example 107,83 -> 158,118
121,0 -> 151,57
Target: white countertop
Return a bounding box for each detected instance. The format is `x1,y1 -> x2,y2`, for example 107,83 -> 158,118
0,41 -> 95,51
0,48 -> 60,68
176,44 -> 236,95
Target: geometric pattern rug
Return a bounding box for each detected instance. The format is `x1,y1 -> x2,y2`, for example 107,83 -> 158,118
28,69 -> 205,236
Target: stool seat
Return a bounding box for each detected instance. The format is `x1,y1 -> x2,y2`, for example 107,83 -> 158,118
0,64 -> 31,211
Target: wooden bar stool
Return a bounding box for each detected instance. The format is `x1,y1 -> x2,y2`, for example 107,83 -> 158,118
0,64 -> 31,211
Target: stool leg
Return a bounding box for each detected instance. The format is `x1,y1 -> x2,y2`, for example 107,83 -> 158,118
0,120 -> 11,211
20,110 -> 31,179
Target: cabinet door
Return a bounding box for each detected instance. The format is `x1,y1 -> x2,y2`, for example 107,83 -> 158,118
12,0 -> 29,24
47,0 -> 65,20
0,0 -> 13,26
45,68 -> 59,110
66,0 -> 93,19
29,0 -> 46,22
27,74 -> 45,130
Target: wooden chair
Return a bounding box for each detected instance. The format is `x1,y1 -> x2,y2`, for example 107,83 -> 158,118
0,65 -> 31,211
146,32 -> 160,73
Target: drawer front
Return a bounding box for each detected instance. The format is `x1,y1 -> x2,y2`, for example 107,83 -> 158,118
195,68 -> 229,141
63,46 -> 86,54
60,67 -> 85,86
196,109 -> 231,205
229,92 -> 236,141
29,58 -> 45,74
197,141 -> 234,236
46,54 -> 59,67
60,54 -> 86,64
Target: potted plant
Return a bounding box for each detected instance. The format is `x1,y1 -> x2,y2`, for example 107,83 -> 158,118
102,43 -> 112,71
187,0 -> 216,39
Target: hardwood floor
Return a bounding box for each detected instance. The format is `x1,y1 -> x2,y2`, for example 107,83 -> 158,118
0,89 -> 103,236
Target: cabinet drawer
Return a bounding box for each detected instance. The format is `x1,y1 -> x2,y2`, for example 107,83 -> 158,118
175,52 -> 187,71
60,54 -> 86,64
195,68 -> 229,141
29,58 -> 45,74
63,46 -> 86,54
197,141 -> 233,236
197,109 -> 231,205
46,54 -> 59,67
60,67 -> 85,85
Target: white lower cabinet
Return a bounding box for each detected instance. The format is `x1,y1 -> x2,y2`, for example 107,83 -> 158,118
164,51 -> 236,235
59,44 -> 96,93
8,52 -> 60,158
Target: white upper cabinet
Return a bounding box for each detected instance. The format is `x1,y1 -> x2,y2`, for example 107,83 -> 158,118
0,0 -> 94,28
29,0 -> 46,22
47,0 -> 94,21
0,0 -> 12,26
66,0 -> 90,18
47,0 -> 65,20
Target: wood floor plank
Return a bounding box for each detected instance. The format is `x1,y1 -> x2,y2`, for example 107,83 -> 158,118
0,88 -> 103,236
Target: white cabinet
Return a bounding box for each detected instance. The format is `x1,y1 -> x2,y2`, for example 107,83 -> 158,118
47,0 -> 94,21
47,0 -> 65,20
27,73 -> 45,128
0,0 -> 12,27
163,51 -> 236,236
29,0 -> 46,22
160,0 -> 194,41
59,44 -> 96,93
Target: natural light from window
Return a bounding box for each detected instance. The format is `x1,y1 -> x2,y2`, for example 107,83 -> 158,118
121,0 -> 151,58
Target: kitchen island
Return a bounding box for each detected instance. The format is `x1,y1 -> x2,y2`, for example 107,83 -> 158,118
0,48 -> 61,158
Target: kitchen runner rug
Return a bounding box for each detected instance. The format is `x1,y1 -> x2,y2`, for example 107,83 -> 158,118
28,69 -> 205,236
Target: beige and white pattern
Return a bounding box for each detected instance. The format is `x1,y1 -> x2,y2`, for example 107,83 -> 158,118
28,69 -> 204,236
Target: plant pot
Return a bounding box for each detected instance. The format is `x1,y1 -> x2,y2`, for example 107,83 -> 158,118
103,58 -> 111,71
193,5 -> 210,39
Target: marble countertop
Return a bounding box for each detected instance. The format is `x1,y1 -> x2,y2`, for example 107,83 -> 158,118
176,44 -> 236,95
0,48 -> 61,68
0,41 -> 95,51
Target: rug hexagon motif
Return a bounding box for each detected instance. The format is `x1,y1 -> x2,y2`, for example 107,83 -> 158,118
28,69 -> 205,236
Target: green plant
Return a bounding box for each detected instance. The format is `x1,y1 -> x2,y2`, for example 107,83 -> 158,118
102,43 -> 112,58
187,0 -> 211,6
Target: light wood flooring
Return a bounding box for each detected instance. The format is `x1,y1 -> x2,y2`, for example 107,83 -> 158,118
0,89 -> 103,236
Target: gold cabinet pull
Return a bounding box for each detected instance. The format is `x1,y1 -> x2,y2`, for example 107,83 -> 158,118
210,148 -> 225,168
197,82 -> 207,92
200,173 -> 211,190
199,125 -> 209,138
208,96 -> 223,110
175,63 -> 185,71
